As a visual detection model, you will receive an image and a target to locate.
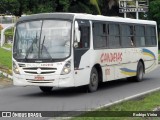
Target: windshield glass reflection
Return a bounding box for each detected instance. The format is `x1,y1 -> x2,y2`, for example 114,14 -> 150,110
13,20 -> 71,61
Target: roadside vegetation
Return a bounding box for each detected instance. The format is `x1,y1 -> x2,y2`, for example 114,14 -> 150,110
0,28 -> 14,47
71,91 -> 160,120
3,43 -> 12,49
0,28 -> 13,73
0,47 -> 12,74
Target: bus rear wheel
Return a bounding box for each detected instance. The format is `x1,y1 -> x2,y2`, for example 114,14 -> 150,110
39,86 -> 53,93
135,62 -> 144,82
88,67 -> 99,92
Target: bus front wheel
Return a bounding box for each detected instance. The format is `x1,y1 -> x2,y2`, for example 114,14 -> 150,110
39,86 -> 53,93
88,67 -> 99,92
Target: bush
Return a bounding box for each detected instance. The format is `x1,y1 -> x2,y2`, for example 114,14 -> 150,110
0,28 -> 14,44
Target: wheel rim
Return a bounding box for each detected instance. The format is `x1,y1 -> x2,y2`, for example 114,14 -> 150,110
91,73 -> 98,87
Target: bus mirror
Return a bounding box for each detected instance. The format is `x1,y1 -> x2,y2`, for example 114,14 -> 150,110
74,41 -> 78,48
75,21 -> 81,43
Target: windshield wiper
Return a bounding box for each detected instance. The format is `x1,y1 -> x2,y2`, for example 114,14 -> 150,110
41,36 -> 45,54
40,35 -> 54,61
24,33 -> 38,61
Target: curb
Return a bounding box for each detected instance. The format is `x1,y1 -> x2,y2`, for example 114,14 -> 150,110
49,87 -> 160,120
0,70 -> 12,79
1,47 -> 12,51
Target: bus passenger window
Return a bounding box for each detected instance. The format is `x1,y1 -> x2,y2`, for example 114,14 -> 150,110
130,37 -> 134,46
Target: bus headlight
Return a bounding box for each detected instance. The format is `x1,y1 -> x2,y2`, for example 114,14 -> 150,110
13,61 -> 20,74
61,60 -> 71,75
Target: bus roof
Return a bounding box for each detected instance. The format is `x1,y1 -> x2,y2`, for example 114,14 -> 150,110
74,13 -> 156,25
17,13 -> 156,25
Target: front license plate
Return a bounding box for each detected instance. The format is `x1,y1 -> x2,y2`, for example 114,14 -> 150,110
35,76 -> 44,80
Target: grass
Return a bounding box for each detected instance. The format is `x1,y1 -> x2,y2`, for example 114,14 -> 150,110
0,28 -> 14,36
4,28 -> 14,36
71,91 -> 160,120
3,43 -> 12,48
0,47 -> 12,70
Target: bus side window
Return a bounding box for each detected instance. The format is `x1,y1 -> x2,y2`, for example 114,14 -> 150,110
130,36 -> 134,46
78,26 -> 90,48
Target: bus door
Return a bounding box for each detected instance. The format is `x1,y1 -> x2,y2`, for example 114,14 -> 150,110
74,20 -> 91,86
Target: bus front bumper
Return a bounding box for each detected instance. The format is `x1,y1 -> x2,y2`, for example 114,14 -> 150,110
13,74 -> 74,87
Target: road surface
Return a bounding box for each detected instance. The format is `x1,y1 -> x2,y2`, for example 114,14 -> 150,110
0,66 -> 160,119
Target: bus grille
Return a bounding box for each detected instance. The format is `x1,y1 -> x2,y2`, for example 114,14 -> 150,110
22,67 -> 57,74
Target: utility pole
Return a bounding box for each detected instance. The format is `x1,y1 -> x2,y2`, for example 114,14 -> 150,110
136,0 -> 139,19
124,1 -> 127,18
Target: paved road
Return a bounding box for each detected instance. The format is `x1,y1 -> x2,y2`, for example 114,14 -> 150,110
0,66 -> 160,119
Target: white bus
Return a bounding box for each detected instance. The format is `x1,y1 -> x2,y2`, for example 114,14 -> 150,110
13,13 -> 158,93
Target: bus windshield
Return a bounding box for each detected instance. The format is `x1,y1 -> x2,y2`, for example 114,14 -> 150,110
13,20 -> 71,61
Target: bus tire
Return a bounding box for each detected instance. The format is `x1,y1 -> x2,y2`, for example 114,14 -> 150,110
88,67 -> 99,92
135,62 -> 144,82
39,86 -> 53,93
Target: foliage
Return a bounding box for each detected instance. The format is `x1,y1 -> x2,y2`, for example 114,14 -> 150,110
0,28 -> 14,43
26,0 -> 57,14
56,0 -> 70,12
68,0 -> 98,14
0,0 -> 99,16
0,0 -> 28,16
90,0 -> 101,14
99,0 -> 120,16
149,0 -> 160,30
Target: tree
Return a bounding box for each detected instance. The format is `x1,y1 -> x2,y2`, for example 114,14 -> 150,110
99,0 -> 120,16
0,0 -> 28,16
69,0 -> 99,14
0,0 -> 57,16
90,0 -> 101,14
149,0 -> 160,38
0,0 -> 100,16
26,0 -> 56,14
56,0 -> 70,12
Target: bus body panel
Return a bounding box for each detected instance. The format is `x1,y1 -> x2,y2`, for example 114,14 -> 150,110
12,13 -> 158,90
142,47 -> 158,73
74,50 -> 91,86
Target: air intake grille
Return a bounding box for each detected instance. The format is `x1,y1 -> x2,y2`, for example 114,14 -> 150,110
23,67 -> 57,74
